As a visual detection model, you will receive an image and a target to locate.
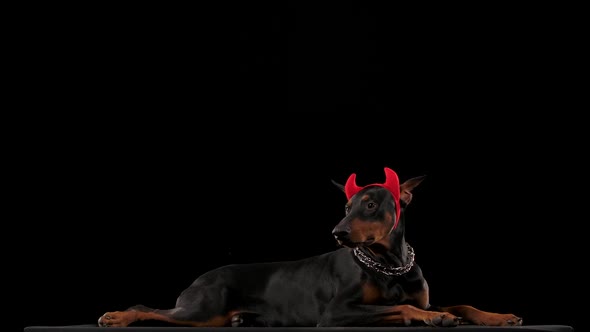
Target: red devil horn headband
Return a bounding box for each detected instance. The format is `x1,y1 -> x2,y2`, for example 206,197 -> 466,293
344,167 -> 401,228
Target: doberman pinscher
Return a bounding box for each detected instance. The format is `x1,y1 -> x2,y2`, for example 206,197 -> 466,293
98,167 -> 523,327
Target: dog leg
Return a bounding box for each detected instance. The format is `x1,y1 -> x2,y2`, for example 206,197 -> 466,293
98,305 -> 236,327
319,304 -> 461,327
99,301 -> 270,327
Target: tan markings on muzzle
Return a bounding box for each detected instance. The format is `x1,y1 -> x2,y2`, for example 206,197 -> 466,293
349,213 -> 388,243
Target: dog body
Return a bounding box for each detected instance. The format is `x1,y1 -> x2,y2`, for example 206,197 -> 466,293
98,168 -> 522,328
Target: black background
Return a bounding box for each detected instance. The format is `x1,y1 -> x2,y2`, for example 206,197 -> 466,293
21,2 -> 585,332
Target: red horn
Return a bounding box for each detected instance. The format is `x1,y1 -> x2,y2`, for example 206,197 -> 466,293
344,173 -> 362,200
382,167 -> 401,226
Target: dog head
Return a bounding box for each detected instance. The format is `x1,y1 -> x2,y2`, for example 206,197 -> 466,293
331,167 -> 425,248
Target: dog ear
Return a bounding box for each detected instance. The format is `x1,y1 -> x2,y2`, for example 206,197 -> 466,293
331,179 -> 345,193
399,175 -> 426,206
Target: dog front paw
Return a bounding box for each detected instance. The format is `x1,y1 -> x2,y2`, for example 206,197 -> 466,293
424,312 -> 461,327
98,310 -> 138,327
472,313 -> 523,326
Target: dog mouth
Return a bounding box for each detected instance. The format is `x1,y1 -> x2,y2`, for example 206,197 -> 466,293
335,239 -> 355,248
336,237 -> 375,248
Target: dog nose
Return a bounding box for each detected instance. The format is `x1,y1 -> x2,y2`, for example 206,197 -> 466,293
332,228 -> 350,240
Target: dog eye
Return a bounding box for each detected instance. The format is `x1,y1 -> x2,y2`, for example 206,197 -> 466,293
345,206 -> 350,214
367,202 -> 377,209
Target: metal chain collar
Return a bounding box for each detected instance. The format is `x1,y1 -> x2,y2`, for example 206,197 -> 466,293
353,243 -> 415,276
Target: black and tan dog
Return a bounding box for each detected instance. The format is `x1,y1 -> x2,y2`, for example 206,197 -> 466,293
98,167 -> 522,327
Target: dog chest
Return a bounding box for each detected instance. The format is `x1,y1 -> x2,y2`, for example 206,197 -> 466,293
361,274 -> 428,308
